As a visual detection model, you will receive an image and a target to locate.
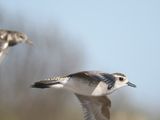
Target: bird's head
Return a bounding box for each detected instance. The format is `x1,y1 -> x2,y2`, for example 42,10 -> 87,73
112,73 -> 136,89
15,32 -> 33,45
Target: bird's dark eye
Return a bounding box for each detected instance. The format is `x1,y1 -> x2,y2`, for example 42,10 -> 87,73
119,77 -> 124,81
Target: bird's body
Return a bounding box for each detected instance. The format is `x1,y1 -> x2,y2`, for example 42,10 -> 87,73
32,71 -> 136,120
64,71 -> 114,96
0,29 -> 32,61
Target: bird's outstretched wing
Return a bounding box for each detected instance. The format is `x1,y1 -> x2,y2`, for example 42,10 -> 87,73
0,40 -> 9,63
75,94 -> 111,120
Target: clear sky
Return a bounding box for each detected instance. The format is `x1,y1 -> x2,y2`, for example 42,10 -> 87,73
1,0 -> 160,114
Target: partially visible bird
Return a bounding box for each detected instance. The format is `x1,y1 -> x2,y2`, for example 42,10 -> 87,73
0,29 -> 32,61
32,71 -> 136,120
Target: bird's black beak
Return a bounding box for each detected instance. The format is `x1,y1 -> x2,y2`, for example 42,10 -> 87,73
127,82 -> 136,88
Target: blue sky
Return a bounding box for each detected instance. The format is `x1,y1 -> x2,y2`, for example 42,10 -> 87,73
1,0 -> 160,114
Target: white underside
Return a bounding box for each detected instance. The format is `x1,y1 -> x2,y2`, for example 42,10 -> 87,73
91,81 -> 108,96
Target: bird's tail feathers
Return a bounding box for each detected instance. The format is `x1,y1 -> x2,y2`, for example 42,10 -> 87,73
31,76 -> 69,89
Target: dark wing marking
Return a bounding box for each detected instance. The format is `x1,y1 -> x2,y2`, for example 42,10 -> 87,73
100,73 -> 115,90
75,94 -> 111,120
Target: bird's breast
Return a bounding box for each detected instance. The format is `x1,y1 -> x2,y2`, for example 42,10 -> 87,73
91,81 -> 108,96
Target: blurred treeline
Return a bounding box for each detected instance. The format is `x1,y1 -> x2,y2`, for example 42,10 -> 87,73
0,6 -> 157,120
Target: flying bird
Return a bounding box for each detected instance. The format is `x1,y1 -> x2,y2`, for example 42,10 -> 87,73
0,29 -> 32,62
32,71 -> 136,120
